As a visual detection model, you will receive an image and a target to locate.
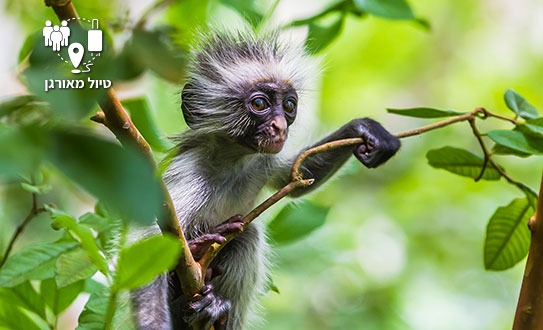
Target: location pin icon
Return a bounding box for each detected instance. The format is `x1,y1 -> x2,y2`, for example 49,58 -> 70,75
68,43 -> 84,73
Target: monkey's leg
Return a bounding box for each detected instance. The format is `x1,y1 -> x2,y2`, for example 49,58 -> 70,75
208,223 -> 267,330
131,274 -> 172,330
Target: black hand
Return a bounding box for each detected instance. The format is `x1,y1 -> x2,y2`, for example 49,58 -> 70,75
348,118 -> 400,168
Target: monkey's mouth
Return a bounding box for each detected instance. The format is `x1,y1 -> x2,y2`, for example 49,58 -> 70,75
253,135 -> 286,154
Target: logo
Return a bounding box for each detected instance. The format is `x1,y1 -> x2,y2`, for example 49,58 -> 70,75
43,18 -> 103,74
42,18 -> 111,92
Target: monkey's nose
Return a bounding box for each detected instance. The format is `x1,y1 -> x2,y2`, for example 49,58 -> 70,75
270,115 -> 288,137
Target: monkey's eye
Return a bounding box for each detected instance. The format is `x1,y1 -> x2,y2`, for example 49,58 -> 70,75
250,97 -> 268,112
283,99 -> 297,113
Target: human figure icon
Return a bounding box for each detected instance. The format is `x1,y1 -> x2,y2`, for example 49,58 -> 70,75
50,25 -> 63,52
43,20 -> 53,47
60,20 -> 70,46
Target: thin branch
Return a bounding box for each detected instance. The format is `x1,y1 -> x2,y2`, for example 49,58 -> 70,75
199,107 -> 496,270
0,196 -> 45,268
468,118 -> 491,181
513,171 -> 543,330
198,179 -> 314,271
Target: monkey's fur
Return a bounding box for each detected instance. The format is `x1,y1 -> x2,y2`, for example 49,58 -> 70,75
131,30 -> 400,330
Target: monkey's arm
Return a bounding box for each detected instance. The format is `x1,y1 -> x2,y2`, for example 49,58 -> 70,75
272,118 -> 400,196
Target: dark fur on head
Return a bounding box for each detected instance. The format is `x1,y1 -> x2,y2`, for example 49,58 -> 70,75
181,29 -> 309,139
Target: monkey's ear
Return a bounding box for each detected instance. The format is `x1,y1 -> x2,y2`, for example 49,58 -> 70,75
181,83 -> 197,129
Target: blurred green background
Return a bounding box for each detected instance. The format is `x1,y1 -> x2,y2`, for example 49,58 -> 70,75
1,0 -> 542,329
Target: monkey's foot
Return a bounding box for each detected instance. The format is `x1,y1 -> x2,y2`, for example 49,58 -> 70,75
185,284 -> 231,330
188,214 -> 244,260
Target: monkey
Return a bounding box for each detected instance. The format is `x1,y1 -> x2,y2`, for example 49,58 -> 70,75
130,29 -> 400,330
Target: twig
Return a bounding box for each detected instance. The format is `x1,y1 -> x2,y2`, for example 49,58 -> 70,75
513,171 -> 543,330
0,195 -> 45,268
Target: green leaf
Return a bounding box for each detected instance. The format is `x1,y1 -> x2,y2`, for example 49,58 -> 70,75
46,206 -> 108,274
426,146 -> 501,180
267,200 -> 330,245
128,28 -> 188,83
305,14 -> 345,54
484,198 -> 532,270
0,95 -> 40,118
522,117 -> 543,137
0,242 -> 78,287
47,130 -> 163,225
18,31 -> 39,63
76,288 -> 109,330
56,248 -> 98,288
20,182 -> 52,195
0,124 -> 47,179
41,278 -> 85,315
354,0 -> 415,20
76,289 -> 135,330
0,303 -> 41,330
115,235 -> 181,290
488,130 -> 543,156
0,281 -> 46,319
219,0 -> 264,27
504,89 -> 539,119
264,275 -> 280,294
123,98 -> 174,152
387,107 -> 465,118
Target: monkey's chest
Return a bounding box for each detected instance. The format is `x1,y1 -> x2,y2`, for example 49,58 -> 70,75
202,173 -> 266,225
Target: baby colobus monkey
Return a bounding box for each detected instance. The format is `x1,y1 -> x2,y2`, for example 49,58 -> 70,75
131,30 -> 400,330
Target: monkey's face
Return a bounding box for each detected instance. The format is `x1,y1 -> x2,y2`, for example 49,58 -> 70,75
243,82 -> 297,154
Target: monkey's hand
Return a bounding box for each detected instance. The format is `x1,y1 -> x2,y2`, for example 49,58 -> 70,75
348,118 -> 400,168
184,283 -> 231,330
188,214 -> 244,260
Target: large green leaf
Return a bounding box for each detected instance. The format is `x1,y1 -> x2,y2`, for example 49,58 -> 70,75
0,281 -> 46,319
484,198 -> 532,270
219,0 -> 264,27
426,146 -> 501,180
47,130 -> 163,225
0,124 -> 47,179
354,0 -> 415,20
115,235 -> 181,290
504,89 -> 539,119
305,14 -> 345,54
267,200 -> 330,245
128,28 -> 187,84
46,206 -> 108,274
387,107 -> 465,118
47,206 -> 107,273
488,130 -> 543,156
56,248 -> 98,288
41,278 -> 85,315
123,98 -> 173,152
0,303 -> 41,330
76,289 -> 109,330
0,242 -> 78,287
522,117 -> 543,137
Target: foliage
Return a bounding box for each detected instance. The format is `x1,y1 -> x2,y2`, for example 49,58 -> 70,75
0,0 -> 541,329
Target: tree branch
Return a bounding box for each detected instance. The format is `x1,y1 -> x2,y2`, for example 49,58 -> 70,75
45,0 -> 203,297
513,171 -> 543,330
0,194 -> 45,268
198,107 -> 496,272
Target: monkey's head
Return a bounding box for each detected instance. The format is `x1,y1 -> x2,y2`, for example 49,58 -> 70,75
181,30 -> 309,154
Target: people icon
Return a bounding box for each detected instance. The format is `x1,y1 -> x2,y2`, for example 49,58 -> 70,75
50,26 -> 63,51
60,20 -> 70,46
43,20 -> 53,46
43,20 -> 72,51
